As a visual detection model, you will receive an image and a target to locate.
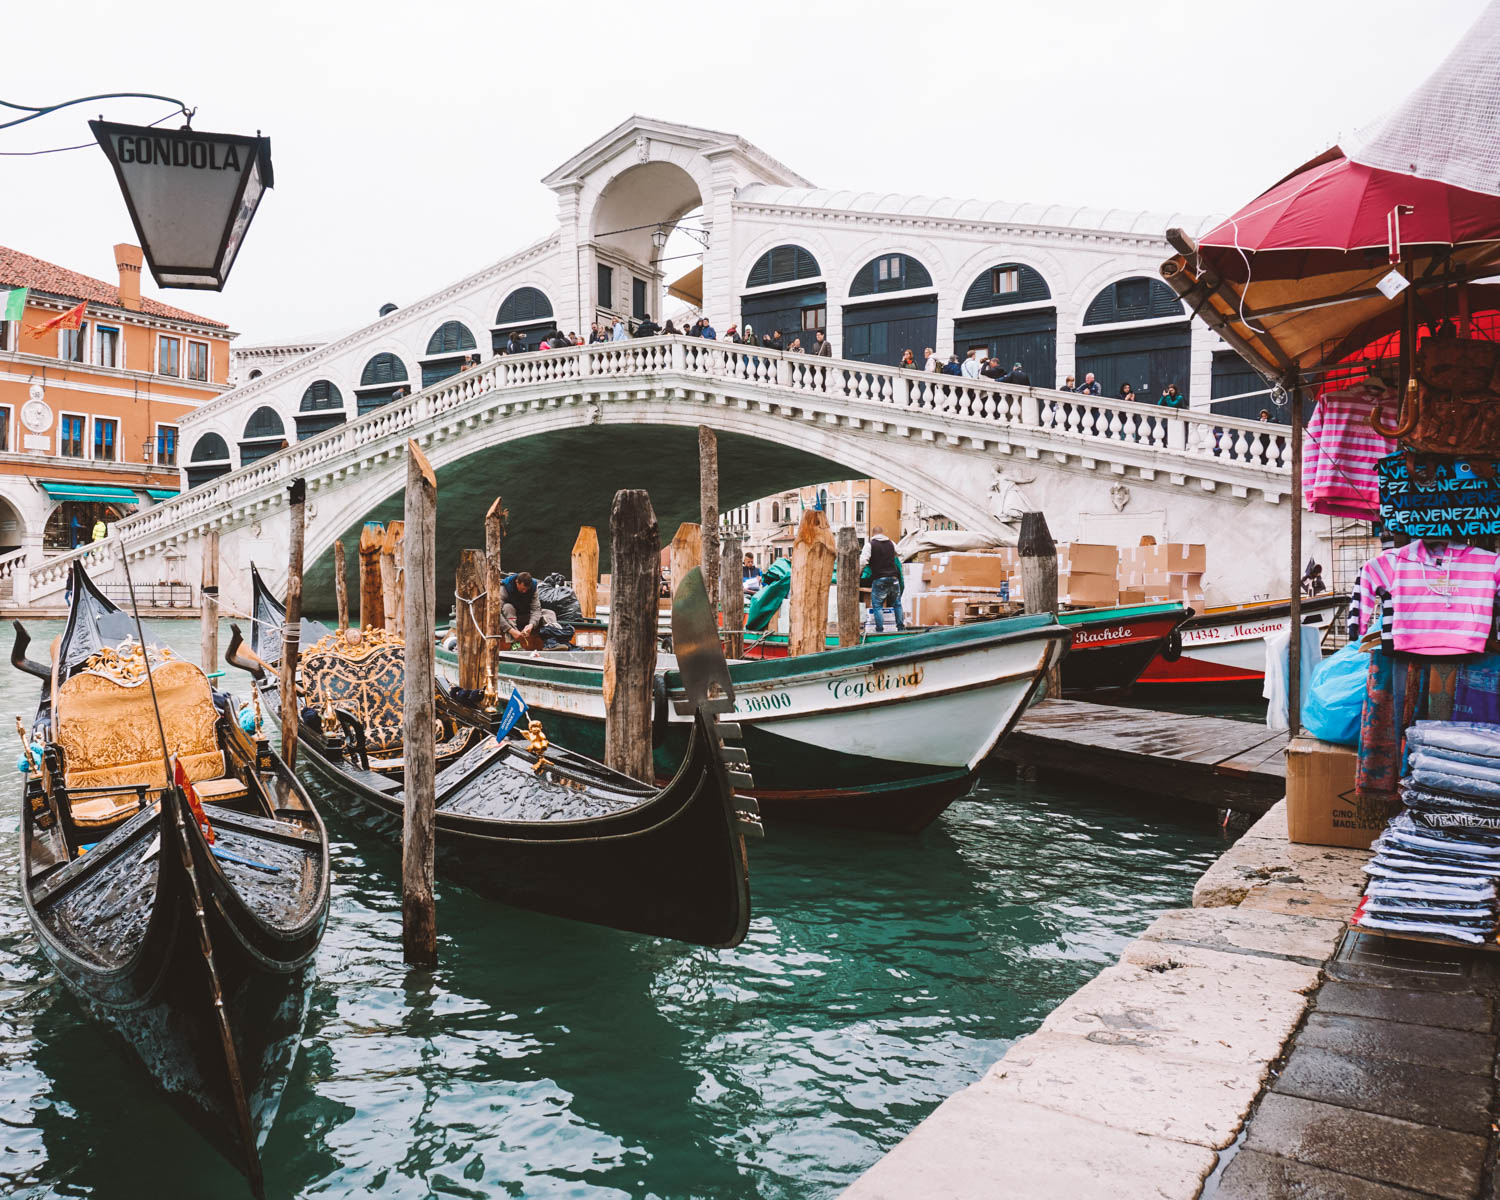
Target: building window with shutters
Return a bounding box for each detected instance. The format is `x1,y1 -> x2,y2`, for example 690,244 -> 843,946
598,263 -> 613,310
0,320 -> 10,352
876,256 -> 901,284
60,323 -> 88,363
992,268 -> 1020,295
59,413 -> 85,458
158,335 -> 181,377
93,417 -> 118,462
856,499 -> 866,524
632,278 -> 647,319
801,305 -> 825,330
97,325 -> 121,368
1116,278 -> 1149,312
187,340 -> 210,382
0,407 -> 11,452
156,424 -> 178,467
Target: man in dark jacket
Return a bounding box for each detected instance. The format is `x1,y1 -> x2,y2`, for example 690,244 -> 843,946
504,331 -> 528,355
1077,372 -> 1102,396
633,313 -> 661,337
497,572 -> 556,640
941,355 -> 964,376
858,527 -> 905,631
981,357 -> 1005,380
1002,362 -> 1031,386
813,331 -> 833,357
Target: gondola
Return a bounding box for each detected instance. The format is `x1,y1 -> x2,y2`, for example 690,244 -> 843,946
13,562 -> 330,1198
238,564 -> 755,948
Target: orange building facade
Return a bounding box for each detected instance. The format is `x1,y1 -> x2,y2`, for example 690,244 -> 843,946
0,243 -> 233,571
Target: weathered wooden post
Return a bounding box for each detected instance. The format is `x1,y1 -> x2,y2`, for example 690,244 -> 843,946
721,535 -> 745,658
698,425 -> 719,613
604,489 -> 659,784
381,520 -> 405,638
358,522 -> 385,632
669,522 -> 702,598
402,440 -> 438,966
200,529 -> 219,674
571,526 -> 599,619
789,509 -> 836,656
455,549 -> 486,691
332,538 -> 349,633
836,526 -> 860,647
278,480 -> 307,769
1019,511 -> 1062,700
485,497 -> 506,672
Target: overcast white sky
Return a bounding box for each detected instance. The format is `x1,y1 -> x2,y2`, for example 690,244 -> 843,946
0,0 -> 1488,344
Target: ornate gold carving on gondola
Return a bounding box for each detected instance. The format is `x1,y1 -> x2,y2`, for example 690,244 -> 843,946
524,719 -> 549,773
304,626 -> 402,662
80,640 -> 180,685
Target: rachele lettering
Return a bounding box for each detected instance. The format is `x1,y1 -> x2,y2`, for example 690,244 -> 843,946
116,136 -> 243,171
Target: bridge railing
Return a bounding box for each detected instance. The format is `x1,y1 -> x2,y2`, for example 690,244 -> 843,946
28,336 -> 1289,594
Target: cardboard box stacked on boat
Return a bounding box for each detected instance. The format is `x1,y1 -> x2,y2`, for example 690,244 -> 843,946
1119,542 -> 1206,608
912,549 -> 1016,625
1054,543 -> 1119,607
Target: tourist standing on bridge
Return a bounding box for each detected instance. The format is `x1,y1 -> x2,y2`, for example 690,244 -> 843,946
1118,382 -> 1138,402
504,331 -> 528,355
961,349 -> 982,379
1077,372 -> 1102,395
1158,385 -> 1186,409
923,347 -> 941,372
700,318 -> 717,339
982,358 -> 1005,381
814,331 -> 832,357
859,528 -> 905,632
1003,362 -> 1031,386
1059,376 -> 1077,392
92,516 -> 106,542
662,319 -> 679,335
611,317 -> 627,341
942,355 -> 963,376
899,349 -> 916,370
633,313 -> 660,337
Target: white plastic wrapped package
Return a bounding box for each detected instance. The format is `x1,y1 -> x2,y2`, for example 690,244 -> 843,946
1355,914 -> 1492,944
1408,721 -> 1500,759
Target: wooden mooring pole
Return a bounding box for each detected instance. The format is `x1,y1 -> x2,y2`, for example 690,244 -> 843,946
721,535 -> 744,658
604,489 -> 659,784
278,480 -> 307,769
698,425 -> 719,614
358,522 -> 385,632
455,549 -> 486,691
789,509 -> 835,656
402,440 -> 438,966
572,526 -> 599,619
200,529 -> 219,674
333,538 -> 349,633
1019,511 -> 1062,700
669,522 -> 702,599
382,521 -> 405,638
836,526 -> 860,647
485,497 -> 506,671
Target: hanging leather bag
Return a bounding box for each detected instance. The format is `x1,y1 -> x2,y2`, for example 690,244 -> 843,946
1370,338 -> 1500,454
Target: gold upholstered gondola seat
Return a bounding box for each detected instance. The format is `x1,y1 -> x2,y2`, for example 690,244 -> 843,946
300,630 -> 468,769
55,650 -> 249,828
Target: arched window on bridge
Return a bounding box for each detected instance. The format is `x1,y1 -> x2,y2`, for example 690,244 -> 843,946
355,352 -> 410,416
1077,276 -> 1189,405
954,263 -> 1057,388
296,379 -> 346,441
186,432 -> 232,489
491,288 -> 554,354
239,406 -> 286,465
422,320 -> 477,387
844,254 -> 936,367
742,246 -> 825,352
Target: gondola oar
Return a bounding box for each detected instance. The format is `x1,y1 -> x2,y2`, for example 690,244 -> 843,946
117,547 -> 265,1200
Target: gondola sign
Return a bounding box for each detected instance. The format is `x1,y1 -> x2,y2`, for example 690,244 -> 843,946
89,120 -> 274,291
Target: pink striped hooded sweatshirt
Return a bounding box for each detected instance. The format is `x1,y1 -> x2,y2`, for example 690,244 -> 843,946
1359,540 -> 1500,655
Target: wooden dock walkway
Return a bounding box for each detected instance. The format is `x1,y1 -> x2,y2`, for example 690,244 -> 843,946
995,698 -> 1287,814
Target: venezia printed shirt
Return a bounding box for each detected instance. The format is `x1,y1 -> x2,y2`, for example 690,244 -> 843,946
1359,540 -> 1500,655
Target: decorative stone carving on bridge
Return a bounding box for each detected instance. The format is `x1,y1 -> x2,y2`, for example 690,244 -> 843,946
1110,483 -> 1131,512
988,467 -> 1036,533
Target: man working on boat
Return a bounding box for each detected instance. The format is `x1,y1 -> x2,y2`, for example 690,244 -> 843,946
497,572 -> 558,643
859,527 -> 906,632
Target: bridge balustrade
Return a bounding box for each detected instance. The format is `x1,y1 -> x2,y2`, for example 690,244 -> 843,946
24,336 -> 1291,598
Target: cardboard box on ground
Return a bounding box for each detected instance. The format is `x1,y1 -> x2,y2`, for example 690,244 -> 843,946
1285,735 -> 1391,849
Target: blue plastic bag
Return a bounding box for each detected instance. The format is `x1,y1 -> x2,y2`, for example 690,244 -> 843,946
1302,640 -> 1367,746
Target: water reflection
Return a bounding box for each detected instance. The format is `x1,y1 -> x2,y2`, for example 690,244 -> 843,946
0,619 -> 1226,1199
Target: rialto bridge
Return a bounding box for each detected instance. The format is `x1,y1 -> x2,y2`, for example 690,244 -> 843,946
8,336 -> 1297,615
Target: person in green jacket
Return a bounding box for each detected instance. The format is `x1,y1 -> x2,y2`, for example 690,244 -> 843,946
1157,384 -> 1187,409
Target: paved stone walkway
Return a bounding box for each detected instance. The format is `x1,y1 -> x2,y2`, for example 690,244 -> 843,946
1210,931 -> 1500,1200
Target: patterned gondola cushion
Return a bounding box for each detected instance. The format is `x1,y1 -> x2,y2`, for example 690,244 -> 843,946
301,643 -> 406,754
56,657 -> 226,791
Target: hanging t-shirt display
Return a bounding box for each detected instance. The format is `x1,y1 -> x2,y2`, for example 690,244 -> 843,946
1358,540 -> 1500,655
1378,453 -> 1500,540
1303,382 -> 1398,519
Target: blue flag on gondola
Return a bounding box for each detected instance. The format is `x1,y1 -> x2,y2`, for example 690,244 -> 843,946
493,689 -> 528,742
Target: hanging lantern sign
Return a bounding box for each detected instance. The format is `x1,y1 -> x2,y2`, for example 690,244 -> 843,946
89,120 -> 274,291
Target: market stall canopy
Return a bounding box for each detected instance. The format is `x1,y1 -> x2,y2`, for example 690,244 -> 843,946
667,265 -> 703,307
1160,2 -> 1500,380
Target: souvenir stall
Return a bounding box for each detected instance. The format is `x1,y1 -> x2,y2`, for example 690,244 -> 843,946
1160,5 -> 1500,946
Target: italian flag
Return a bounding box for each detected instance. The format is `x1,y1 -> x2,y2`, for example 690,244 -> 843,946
1,287 -> 26,321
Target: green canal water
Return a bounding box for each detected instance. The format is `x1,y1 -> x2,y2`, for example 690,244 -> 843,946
0,620 -> 1228,1199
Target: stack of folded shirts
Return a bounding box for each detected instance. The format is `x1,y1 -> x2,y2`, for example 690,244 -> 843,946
1355,812 -> 1500,946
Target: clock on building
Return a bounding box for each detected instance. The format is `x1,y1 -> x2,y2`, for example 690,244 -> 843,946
22,390 -> 52,434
